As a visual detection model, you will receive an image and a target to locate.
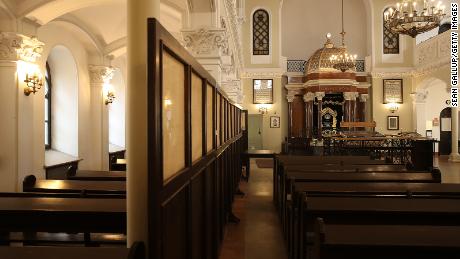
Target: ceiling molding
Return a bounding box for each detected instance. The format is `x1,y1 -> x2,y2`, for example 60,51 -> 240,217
0,0 -> 16,19
104,37 -> 126,56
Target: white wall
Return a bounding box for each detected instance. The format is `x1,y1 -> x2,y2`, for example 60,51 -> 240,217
48,45 -> 79,157
109,56 -> 126,147
281,0 -> 368,60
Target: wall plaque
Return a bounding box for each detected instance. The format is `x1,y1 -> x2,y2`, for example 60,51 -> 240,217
253,79 -> 273,104
383,79 -> 403,104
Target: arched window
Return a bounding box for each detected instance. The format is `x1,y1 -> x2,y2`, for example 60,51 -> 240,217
44,62 -> 51,149
253,9 -> 269,55
383,7 -> 399,54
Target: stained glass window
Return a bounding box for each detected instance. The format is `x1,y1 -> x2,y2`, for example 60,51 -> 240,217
253,9 -> 269,55
383,7 -> 399,54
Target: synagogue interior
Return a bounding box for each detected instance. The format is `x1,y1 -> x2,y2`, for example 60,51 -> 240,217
0,0 -> 459,258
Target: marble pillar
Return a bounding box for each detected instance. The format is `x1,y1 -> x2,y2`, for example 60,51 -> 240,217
343,92 -> 357,122
315,92 -> 325,139
359,94 -> 369,122
127,0 -> 160,251
303,92 -> 315,138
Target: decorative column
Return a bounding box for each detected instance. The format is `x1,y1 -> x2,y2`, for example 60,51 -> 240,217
359,94 -> 369,122
303,92 -> 315,138
343,92 -> 356,122
315,92 -> 325,139
0,32 -> 44,191
89,65 -> 115,171
449,106 -> 460,162
182,27 -> 230,85
286,92 -> 296,138
352,92 -> 359,122
127,0 -> 160,251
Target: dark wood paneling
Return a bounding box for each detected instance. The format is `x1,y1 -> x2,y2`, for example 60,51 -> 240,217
147,18 -> 246,259
291,96 -> 306,137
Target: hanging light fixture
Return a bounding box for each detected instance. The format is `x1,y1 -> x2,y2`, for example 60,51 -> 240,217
329,0 -> 357,72
384,0 -> 446,38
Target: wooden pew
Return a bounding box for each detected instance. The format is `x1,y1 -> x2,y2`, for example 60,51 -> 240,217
23,175 -> 126,195
273,155 -> 392,204
283,164 -> 409,172
312,218 -> 460,259
278,170 -> 441,222
0,242 -> 144,259
285,182 -> 460,258
67,170 -> 126,181
295,196 -> 460,259
0,197 -> 126,244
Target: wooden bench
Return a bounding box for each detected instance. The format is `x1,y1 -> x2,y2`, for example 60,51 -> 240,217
23,175 -> 126,195
284,182 -> 460,258
295,196 -> 460,259
0,242 -> 144,259
67,170 -> 126,181
0,197 -> 126,245
278,170 -> 441,222
312,218 -> 460,259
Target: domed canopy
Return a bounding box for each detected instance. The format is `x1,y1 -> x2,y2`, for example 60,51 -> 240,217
304,34 -> 346,75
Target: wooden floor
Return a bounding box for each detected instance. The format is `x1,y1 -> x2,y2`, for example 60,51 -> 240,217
219,155 -> 460,259
219,159 -> 287,259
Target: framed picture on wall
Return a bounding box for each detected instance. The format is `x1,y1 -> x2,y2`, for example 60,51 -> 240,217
387,116 -> 399,130
426,130 -> 433,137
383,79 -> 403,104
270,116 -> 280,128
253,79 -> 273,104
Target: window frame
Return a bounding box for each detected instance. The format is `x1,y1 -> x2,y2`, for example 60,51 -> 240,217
383,7 -> 400,55
45,62 -> 52,150
252,9 -> 270,56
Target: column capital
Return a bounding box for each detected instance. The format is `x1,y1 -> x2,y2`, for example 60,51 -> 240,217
286,94 -> 295,103
359,94 -> 369,102
315,92 -> 325,101
303,92 -> 315,102
89,65 -> 115,84
410,91 -> 427,104
181,27 -> 229,57
343,91 -> 358,101
0,32 -> 44,62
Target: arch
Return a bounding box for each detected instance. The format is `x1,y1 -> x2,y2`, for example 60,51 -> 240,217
22,0 -> 120,25
252,8 -> 270,55
47,45 -> 79,156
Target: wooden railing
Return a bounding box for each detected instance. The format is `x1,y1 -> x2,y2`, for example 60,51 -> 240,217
146,19 -> 247,259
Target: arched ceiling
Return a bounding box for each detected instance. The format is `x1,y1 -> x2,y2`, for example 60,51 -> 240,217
0,0 -> 190,57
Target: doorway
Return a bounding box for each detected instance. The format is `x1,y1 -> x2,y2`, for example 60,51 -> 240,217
439,107 -> 452,155
248,114 -> 263,150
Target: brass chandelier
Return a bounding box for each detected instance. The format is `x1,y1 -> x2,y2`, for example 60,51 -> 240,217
329,0 -> 357,73
384,0 -> 446,38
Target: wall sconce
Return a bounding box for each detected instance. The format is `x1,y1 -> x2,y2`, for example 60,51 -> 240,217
103,83 -> 115,105
24,72 -> 43,96
257,104 -> 271,115
388,102 -> 399,113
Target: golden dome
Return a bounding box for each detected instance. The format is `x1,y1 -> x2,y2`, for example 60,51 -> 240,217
304,34 -> 346,75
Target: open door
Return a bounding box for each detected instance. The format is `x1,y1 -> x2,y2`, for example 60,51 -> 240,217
439,107 -> 451,155
248,114 -> 263,149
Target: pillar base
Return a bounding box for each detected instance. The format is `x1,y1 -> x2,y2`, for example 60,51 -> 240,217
448,153 -> 460,162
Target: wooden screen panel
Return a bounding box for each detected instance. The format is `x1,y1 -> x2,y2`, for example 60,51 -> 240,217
217,94 -> 221,147
220,95 -> 224,145
241,110 -> 246,131
231,106 -> 234,138
206,84 -> 213,152
162,51 -> 186,181
191,73 -> 203,162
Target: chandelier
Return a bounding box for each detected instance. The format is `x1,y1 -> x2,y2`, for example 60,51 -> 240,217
329,0 -> 357,73
384,0 -> 446,38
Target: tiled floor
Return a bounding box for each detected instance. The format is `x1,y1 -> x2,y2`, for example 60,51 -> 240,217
219,156 -> 460,259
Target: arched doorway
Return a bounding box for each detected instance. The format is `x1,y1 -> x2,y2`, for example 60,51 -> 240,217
439,107 -> 451,155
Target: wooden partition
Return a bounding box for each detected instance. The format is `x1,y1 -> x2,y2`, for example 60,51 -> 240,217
147,19 -> 245,259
